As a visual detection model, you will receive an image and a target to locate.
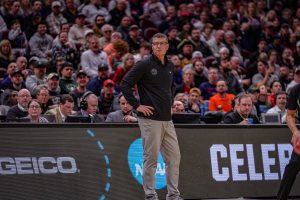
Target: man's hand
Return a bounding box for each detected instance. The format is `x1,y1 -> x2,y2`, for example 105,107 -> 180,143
292,130 -> 300,155
123,115 -> 137,123
136,105 -> 154,116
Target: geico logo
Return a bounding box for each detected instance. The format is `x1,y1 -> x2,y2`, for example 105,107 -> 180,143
210,144 -> 293,181
0,157 -> 78,175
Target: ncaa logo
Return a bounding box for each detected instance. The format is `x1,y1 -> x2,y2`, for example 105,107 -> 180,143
127,138 -> 166,189
151,68 -> 158,76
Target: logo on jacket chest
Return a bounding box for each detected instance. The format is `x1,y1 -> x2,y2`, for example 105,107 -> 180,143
151,68 -> 158,76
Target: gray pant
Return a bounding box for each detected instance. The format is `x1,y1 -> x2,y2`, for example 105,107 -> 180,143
138,118 -> 181,200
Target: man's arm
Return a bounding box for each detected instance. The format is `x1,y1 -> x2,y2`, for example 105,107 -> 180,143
120,61 -> 145,109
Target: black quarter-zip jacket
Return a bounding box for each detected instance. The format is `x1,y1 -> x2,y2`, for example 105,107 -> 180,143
120,54 -> 174,121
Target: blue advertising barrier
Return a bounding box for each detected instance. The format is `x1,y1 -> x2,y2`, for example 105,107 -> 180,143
0,124 -> 299,200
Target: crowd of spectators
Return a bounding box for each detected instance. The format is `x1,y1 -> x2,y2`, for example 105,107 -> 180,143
0,0 -> 299,124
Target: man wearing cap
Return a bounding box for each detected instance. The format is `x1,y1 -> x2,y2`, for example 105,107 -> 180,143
82,0 -> 111,24
177,39 -> 196,68
98,79 -> 116,115
121,33 -> 183,200
70,70 -> 90,111
87,63 -> 109,96
46,1 -> 67,37
69,12 -> 91,48
0,69 -> 26,106
59,62 -> 76,94
46,73 -> 61,105
29,22 -> 53,58
81,35 -> 109,79
25,59 -> 48,95
125,25 -> 142,54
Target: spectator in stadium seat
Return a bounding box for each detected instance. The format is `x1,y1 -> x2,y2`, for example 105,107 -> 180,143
105,94 -> 137,123
200,67 -> 219,100
174,93 -> 189,111
29,22 -> 53,58
142,0 -> 167,27
113,53 -> 134,93
267,80 -> 283,107
8,19 -> 28,57
59,62 -> 76,94
207,30 -> 225,58
177,39 -> 196,68
15,56 -> 29,78
166,26 -> 180,55
252,60 -> 279,88
62,0 -> 77,24
189,27 -> 213,58
68,13 -> 91,49
25,59 -> 47,95
0,68 -> 26,105
99,24 -> 114,49
230,56 -> 250,90
22,99 -> 49,123
109,0 -> 128,27
175,68 -> 195,95
46,1 -> 67,37
219,58 -> 244,95
46,73 -> 61,105
133,41 -> 151,63
172,100 -> 186,113
278,64 -> 292,92
191,59 -> 208,88
87,63 -> 109,96
81,0 -> 111,25
6,88 -> 31,121
187,88 -> 202,113
281,47 -> 295,69
223,93 -> 260,124
107,39 -> 129,74
0,63 -> 25,91
266,91 -> 287,123
81,35 -> 109,79
0,40 -> 15,71
103,31 -> 122,56
98,79 -> 116,115
70,70 -> 90,111
115,16 -> 131,40
45,94 -> 74,123
3,1 -> 26,31
35,85 -> 53,114
209,80 -> 235,113
76,92 -> 104,123
125,25 -> 142,55
92,15 -> 106,38
286,66 -> 300,94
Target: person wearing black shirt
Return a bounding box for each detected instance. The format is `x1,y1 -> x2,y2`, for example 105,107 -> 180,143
223,93 -> 260,124
121,33 -> 182,200
277,84 -> 300,199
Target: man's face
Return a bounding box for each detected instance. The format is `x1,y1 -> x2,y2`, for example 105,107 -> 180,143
47,77 -> 59,90
194,61 -> 204,73
276,94 -> 287,108
238,97 -> 252,116
271,82 -> 282,94
216,81 -> 227,94
168,29 -> 177,38
171,55 -> 180,66
121,17 -> 131,27
98,69 -> 108,79
16,57 -> 27,70
33,1 -> 42,11
230,59 -> 240,70
96,16 -> 105,26
183,70 -> 194,83
61,67 -> 73,78
34,67 -> 46,78
87,97 -> 98,115
191,30 -> 201,41
152,37 -> 169,58
37,89 -> 49,104
89,38 -> 100,52
208,69 -> 219,82
172,100 -> 185,113
11,74 -> 23,85
182,44 -> 193,55
119,96 -> 133,114
17,90 -> 32,108
189,92 -> 200,103
60,101 -> 74,116
76,75 -> 89,87
59,32 -> 68,44
37,24 -> 47,35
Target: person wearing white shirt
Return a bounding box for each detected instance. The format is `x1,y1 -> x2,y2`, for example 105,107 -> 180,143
266,91 -> 288,123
